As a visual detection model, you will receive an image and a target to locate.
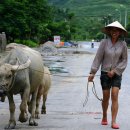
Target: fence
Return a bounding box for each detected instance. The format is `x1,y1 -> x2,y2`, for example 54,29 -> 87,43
0,32 -> 7,52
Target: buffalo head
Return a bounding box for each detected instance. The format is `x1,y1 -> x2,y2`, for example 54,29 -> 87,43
0,59 -> 31,96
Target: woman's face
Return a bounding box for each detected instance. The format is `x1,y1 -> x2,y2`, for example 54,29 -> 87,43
110,27 -> 122,39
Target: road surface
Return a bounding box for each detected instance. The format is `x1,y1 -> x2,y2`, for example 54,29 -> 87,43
0,48 -> 130,130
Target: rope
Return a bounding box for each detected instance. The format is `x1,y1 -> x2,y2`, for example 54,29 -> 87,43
4,56 -> 29,92
4,65 -> 20,92
29,67 -> 102,77
92,81 -> 103,101
7,47 -> 105,104
1,58 -> 22,92
83,81 -> 102,107
83,81 -> 89,107
30,67 -> 104,107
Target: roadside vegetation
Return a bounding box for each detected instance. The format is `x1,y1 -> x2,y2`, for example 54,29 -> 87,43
1,0 -> 130,47
49,0 -> 130,44
0,0 -> 76,46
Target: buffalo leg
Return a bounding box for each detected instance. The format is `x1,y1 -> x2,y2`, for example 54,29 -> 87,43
35,85 -> 43,119
29,88 -> 38,126
5,94 -> 16,129
41,94 -> 47,114
35,93 -> 42,119
19,87 -> 30,122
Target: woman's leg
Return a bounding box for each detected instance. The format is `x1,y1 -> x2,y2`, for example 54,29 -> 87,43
102,89 -> 110,121
111,87 -> 119,126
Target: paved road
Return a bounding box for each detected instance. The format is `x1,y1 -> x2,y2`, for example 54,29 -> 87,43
0,48 -> 130,130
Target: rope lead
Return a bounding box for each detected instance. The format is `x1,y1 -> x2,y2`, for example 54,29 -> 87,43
83,81 -> 102,107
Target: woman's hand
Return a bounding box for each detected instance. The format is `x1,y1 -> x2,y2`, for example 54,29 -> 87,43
88,74 -> 95,82
107,70 -> 115,78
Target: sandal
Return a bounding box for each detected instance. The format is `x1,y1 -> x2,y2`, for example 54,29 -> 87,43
101,119 -> 108,125
111,124 -> 119,129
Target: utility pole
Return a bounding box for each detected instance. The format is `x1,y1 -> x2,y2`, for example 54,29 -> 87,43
125,9 -> 127,27
115,9 -> 121,23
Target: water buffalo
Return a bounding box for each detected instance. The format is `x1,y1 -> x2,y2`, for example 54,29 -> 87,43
35,66 -> 51,119
0,43 -> 44,129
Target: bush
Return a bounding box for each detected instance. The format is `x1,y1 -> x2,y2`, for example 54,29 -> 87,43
14,39 -> 38,47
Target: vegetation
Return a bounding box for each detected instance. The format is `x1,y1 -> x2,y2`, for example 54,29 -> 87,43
0,0 -> 130,46
0,0 -> 76,46
49,0 -> 130,42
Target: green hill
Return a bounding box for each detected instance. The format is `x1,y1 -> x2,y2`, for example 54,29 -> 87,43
49,0 -> 130,19
48,0 -> 130,40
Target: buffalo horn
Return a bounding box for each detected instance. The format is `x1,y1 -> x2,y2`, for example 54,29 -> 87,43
11,59 -> 31,71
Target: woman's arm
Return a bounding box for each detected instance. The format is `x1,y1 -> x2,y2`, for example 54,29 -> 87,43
90,39 -> 106,74
114,43 -> 128,76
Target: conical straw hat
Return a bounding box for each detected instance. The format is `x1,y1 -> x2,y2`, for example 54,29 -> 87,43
102,21 -> 128,36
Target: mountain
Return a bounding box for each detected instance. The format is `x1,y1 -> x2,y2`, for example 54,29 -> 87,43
48,0 -> 130,21
48,0 -> 130,40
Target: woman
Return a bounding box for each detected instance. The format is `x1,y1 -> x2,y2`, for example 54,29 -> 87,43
88,21 -> 128,129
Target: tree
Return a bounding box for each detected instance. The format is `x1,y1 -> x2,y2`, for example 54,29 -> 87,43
0,0 -> 27,42
0,0 -> 53,44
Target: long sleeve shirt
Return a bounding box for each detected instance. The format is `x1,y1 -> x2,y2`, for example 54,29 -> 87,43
90,38 -> 128,76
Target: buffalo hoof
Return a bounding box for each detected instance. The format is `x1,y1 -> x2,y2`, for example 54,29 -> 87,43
29,118 -> 38,126
35,113 -> 40,119
0,96 -> 6,102
41,110 -> 46,114
5,120 -> 16,129
19,113 -> 28,123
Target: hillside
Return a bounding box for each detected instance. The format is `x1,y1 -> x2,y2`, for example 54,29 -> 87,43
48,0 -> 130,20
48,0 -> 130,40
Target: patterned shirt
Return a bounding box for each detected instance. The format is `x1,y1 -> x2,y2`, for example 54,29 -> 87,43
90,38 -> 128,76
